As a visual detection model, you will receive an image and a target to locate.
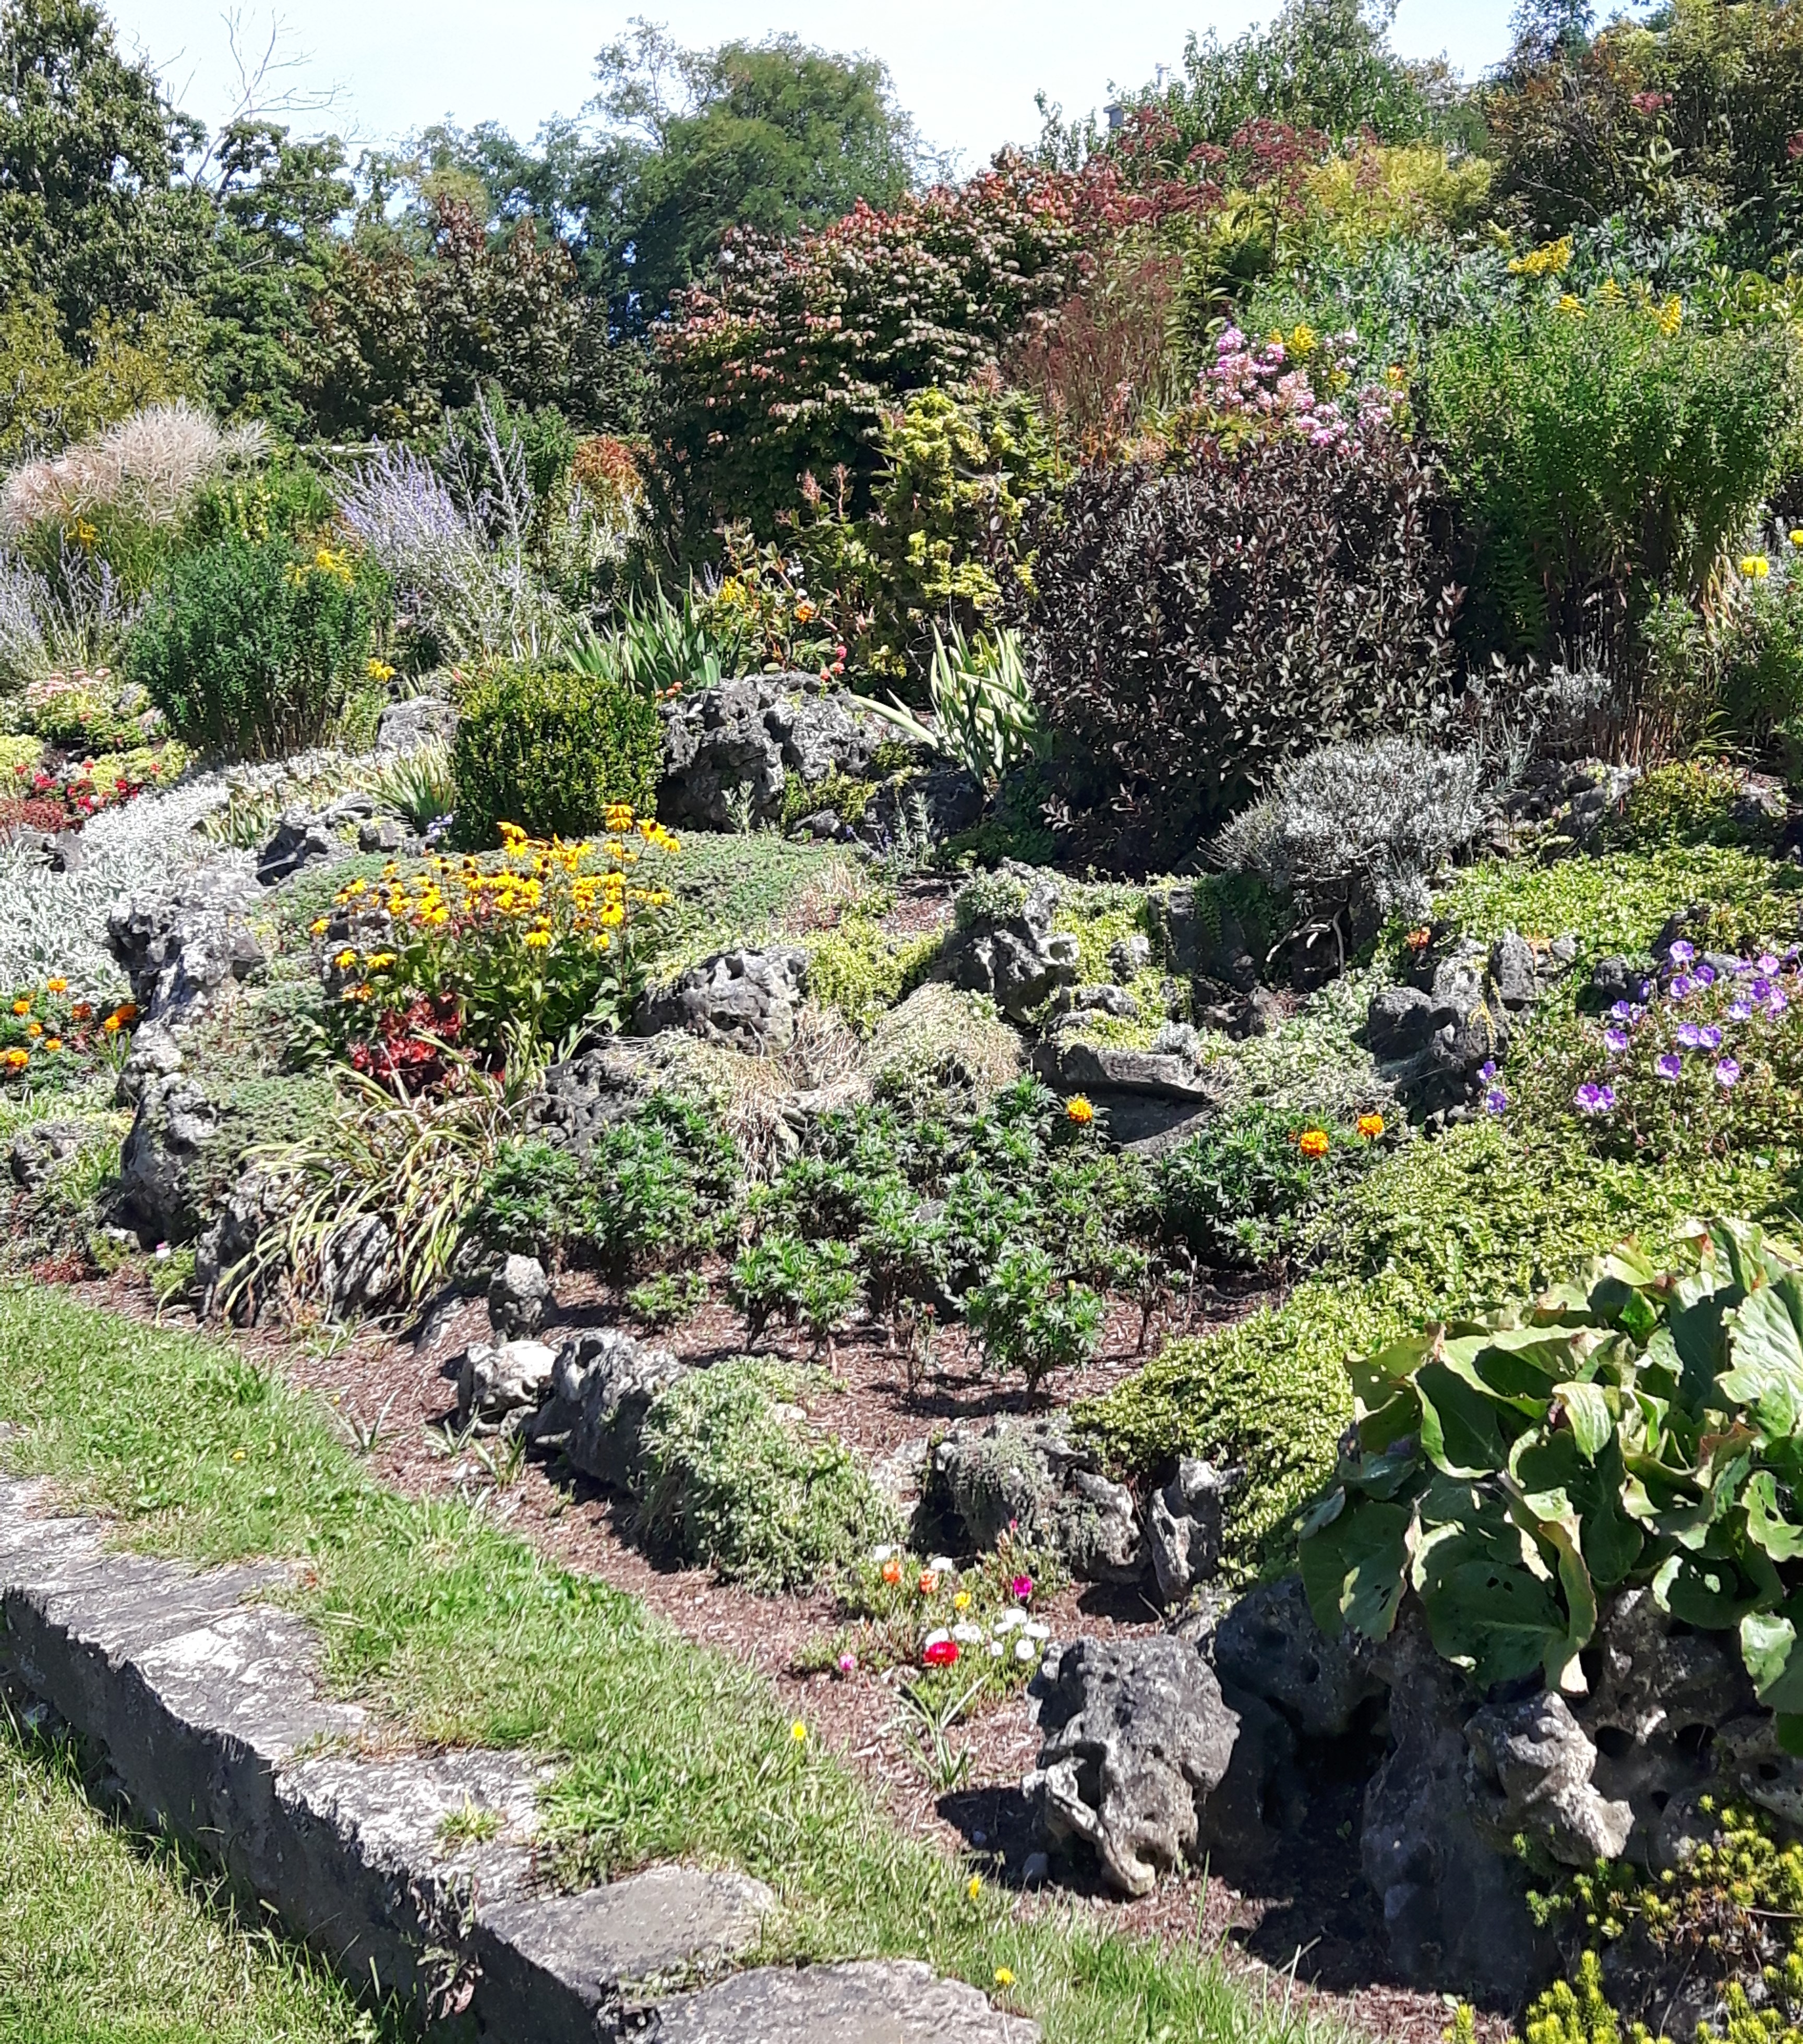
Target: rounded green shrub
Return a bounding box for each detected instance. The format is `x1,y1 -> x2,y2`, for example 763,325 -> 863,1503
453,662 -> 662,848
125,531 -> 380,760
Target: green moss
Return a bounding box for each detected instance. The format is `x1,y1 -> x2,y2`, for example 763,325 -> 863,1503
780,767 -> 876,833
802,915 -> 943,1035
1076,1118 -> 1793,1571
1425,844 -> 1801,969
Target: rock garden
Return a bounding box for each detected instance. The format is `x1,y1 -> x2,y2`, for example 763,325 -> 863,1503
18,4 -> 1803,2041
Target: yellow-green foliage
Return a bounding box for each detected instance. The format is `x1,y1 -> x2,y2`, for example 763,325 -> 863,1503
803,915 -> 942,1035
1613,759 -> 1746,847
0,734 -> 42,779
1304,144 -> 1494,249
1525,1951 -> 1639,2044
0,293 -> 204,464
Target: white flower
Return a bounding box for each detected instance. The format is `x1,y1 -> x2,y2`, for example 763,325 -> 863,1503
992,1609 -> 1026,1634
1013,1637 -> 1038,1664
1024,1622 -> 1051,1643
988,1639 -> 1005,1658
870,1544 -> 900,1563
952,1622 -> 983,1645
927,1555 -> 957,1577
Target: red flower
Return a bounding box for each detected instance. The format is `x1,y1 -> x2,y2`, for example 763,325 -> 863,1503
922,1636 -> 959,1668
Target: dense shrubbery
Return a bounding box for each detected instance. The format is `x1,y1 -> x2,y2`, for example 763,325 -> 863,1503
1022,412 -> 1461,860
452,663 -> 663,847
123,527 -> 382,758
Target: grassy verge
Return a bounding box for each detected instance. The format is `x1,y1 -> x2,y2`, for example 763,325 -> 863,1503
0,1709 -> 411,2044
0,1288 -> 1336,2044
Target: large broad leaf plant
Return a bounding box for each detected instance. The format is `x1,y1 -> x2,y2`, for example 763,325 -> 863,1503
1300,1219 -> 1803,1726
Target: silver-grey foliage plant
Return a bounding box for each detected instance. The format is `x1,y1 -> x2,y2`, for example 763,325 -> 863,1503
1216,734 -> 1487,925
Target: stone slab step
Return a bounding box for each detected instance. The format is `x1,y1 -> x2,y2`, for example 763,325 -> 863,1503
0,1476 -> 1034,2041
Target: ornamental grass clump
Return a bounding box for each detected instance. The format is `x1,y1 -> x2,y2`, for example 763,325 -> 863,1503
319,811 -> 678,1070
1301,1217 -> 1803,1712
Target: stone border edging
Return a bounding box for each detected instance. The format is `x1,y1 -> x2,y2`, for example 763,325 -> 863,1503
0,1476 -> 1036,2041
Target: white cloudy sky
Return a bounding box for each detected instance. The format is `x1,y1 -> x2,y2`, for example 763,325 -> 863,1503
117,1 -> 1518,168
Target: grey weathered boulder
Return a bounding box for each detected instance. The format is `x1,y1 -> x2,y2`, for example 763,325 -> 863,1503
527,1329 -> 688,1489
860,763 -> 984,846
1030,1037 -> 1215,1101
1212,1574 -> 1386,1743
114,1074 -> 221,1243
660,677 -> 898,831
923,1416 -> 1145,1583
256,800 -> 363,885
1147,1459 -> 1242,1605
194,1170 -> 289,1318
939,877 -> 1079,1024
651,1958 -> 1036,2042
525,1042 -> 658,1154
8,1116 -> 105,1192
1465,1690 -> 1633,1868
1149,883 -> 1259,993
318,1212 -> 396,1316
456,1339 -> 558,1426
374,695 -> 457,755
487,1254 -> 551,1339
635,948 -> 809,1055
115,1019 -> 185,1105
1361,1617 -> 1555,2000
1588,955 -> 1649,1007
1026,1634 -> 1241,1895
107,859 -> 264,1024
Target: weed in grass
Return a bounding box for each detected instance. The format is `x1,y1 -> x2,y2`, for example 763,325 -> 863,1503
436,1797 -> 502,1849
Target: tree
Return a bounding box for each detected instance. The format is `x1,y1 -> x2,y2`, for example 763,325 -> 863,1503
0,0 -> 213,334
1158,0 -> 1447,151
571,22 -> 924,327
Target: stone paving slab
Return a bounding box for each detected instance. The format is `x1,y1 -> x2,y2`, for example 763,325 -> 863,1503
0,1476 -> 1036,2041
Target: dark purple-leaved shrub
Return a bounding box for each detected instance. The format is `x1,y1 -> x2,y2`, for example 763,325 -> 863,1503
1020,425 -> 1464,867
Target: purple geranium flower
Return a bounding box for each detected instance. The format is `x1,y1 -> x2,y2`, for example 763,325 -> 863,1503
1668,975 -> 1694,1001
1604,1028 -> 1629,1053
1479,1060 -> 1497,1082
1752,977 -> 1775,1001
1668,939 -> 1696,966
1699,1025 -> 1723,1050
1655,1053 -> 1684,1081
1729,999 -> 1754,1023
1716,1057 -> 1741,1088
1676,1023 -> 1704,1049
1696,964 -> 1717,986
1484,1086 -> 1508,1114
1759,953 -> 1781,975
1769,989 -> 1791,1017
1609,1000 -> 1633,1022
1575,1082 -> 1616,1114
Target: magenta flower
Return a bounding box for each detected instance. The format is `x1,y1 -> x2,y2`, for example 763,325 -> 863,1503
837,1651 -> 857,1676
1010,1574 -> 1034,1603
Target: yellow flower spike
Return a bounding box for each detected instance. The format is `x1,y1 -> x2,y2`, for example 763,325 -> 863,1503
967,1875 -> 982,1900
790,1721 -> 808,1745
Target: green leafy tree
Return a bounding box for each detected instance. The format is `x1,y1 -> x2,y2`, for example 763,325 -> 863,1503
572,22 -> 923,327
0,0 -> 213,334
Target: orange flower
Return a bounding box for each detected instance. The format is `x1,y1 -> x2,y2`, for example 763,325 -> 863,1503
70,1002 -> 92,1022
1356,1112 -> 1385,1140
881,1558 -> 903,1585
44,977 -> 66,994
115,1003 -> 138,1023
1297,1128 -> 1330,1160
9,1000 -> 28,1016
917,1569 -> 940,1596
1404,927 -> 1432,953
101,1014 -> 122,1033
1065,1096 -> 1095,1126
43,1038 -> 60,1052
2,1048 -> 27,1069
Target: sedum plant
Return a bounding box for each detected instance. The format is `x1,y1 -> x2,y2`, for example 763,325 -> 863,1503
1301,1218 -> 1803,1710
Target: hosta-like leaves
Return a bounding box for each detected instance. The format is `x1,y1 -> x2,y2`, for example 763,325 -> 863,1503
1300,1219 -> 1803,1700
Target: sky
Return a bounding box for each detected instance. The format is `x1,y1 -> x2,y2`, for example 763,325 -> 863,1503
117,1 -> 1520,171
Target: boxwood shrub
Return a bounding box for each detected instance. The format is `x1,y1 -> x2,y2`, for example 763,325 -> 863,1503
453,662 -> 662,848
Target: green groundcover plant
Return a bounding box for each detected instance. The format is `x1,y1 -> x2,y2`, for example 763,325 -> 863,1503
1301,1218 -> 1803,1709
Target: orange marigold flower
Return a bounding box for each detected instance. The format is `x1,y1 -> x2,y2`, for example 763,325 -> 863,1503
45,977 -> 66,993
881,1558 -> 903,1585
1065,1096 -> 1095,1126
2,1047 -> 26,1069
10,999 -> 28,1016
43,1038 -> 60,1052
101,1014 -> 122,1033
1356,1112 -> 1385,1140
917,1569 -> 940,1596
1297,1128 -> 1330,1160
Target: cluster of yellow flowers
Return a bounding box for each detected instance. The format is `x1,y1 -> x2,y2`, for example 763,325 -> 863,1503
1552,278 -> 1682,332
285,545 -> 355,590
1509,234 -> 1574,279
314,812 -> 679,994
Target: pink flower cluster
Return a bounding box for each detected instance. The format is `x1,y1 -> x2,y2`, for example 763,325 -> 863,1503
1203,328 -> 1400,449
